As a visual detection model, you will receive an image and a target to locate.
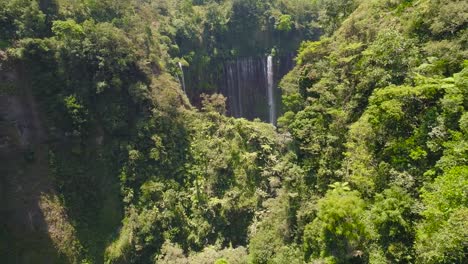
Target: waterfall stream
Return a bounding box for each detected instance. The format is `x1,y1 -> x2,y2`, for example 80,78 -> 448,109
184,54 -> 294,123
220,54 -> 294,123
178,62 -> 186,93
267,56 -> 275,124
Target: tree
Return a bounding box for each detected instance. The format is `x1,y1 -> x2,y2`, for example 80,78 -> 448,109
303,182 -> 369,263
276,14 -> 293,32
370,186 -> 415,263
0,0 -> 46,41
416,166 -> 468,264
316,0 -> 357,34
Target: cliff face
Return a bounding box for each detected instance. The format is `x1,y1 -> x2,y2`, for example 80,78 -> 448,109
0,60 -> 82,263
185,54 -> 295,123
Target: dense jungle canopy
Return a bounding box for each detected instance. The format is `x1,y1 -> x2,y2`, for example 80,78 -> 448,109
0,0 -> 467,263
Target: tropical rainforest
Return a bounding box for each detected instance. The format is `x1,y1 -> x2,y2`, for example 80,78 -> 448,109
0,0 -> 467,263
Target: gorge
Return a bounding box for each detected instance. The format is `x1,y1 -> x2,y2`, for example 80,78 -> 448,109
185,54 -> 295,124
1,1 -> 466,263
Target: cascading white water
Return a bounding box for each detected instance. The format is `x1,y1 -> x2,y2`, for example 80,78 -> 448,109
267,55 -> 275,124
237,60 -> 243,117
178,62 -> 186,93
218,54 -> 293,121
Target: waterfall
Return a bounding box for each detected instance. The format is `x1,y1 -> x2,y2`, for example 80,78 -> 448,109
266,55 -> 275,124
185,54 -> 294,122
236,60 -> 243,117
178,62 -> 186,93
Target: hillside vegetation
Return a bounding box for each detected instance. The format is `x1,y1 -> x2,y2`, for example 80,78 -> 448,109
0,0 -> 467,264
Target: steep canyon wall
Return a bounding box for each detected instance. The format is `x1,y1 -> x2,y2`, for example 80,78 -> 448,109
184,54 -> 295,123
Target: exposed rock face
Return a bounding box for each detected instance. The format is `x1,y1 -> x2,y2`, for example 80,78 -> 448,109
185,54 -> 295,123
220,54 -> 294,123
0,61 -> 81,263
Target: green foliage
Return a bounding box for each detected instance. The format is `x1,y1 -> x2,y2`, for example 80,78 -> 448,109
154,242 -> 247,264
1,0 -> 467,264
358,30 -> 420,88
215,258 -> 229,264
303,183 -> 368,263
275,14 -> 293,32
52,19 -> 84,39
157,0 -> 357,96
296,38 -> 331,66
201,93 -> 227,115
104,220 -> 133,263
0,0 -> 46,42
416,166 -> 468,264
248,210 -> 287,264
277,1 -> 467,263
248,189 -> 306,264
316,0 -> 357,35
420,0 -> 468,36
63,94 -> 88,136
370,186 -> 415,262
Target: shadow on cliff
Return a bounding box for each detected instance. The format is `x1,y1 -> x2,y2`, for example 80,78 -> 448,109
0,76 -> 65,262
0,62 -> 86,263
